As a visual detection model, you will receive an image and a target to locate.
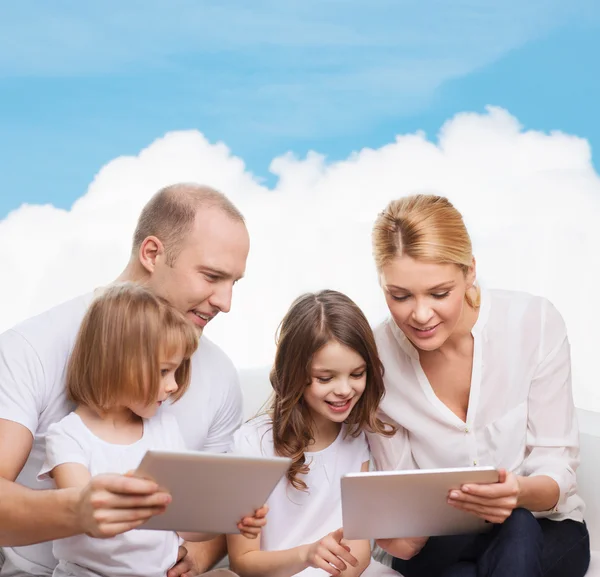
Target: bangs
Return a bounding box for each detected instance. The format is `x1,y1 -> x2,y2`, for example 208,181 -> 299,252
161,321 -> 198,361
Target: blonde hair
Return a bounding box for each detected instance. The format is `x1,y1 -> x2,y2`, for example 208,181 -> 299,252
132,183 -> 245,265
372,194 -> 480,308
66,282 -> 198,413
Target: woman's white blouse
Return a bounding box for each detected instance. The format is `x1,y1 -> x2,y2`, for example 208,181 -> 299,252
368,288 -> 584,522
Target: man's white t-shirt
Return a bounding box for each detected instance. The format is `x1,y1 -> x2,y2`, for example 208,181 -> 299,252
232,416 -> 397,577
0,293 -> 243,576
38,411 -> 184,577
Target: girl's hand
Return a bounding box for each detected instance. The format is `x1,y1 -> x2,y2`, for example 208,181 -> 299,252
447,468 -> 521,524
237,504 -> 269,539
301,527 -> 359,576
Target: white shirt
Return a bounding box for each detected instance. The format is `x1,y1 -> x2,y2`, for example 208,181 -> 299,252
0,293 -> 243,576
38,411 -> 183,577
232,415 -> 371,576
368,288 -> 584,522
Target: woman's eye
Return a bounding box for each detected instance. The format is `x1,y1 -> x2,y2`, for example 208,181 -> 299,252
316,377 -> 332,383
391,295 -> 409,302
351,371 -> 366,379
432,291 -> 450,299
160,369 -> 169,377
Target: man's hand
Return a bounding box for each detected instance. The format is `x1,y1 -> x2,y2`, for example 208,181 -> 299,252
447,468 -> 520,524
167,544 -> 197,577
75,473 -> 172,538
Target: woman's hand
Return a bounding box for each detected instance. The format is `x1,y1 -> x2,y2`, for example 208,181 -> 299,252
447,468 -> 521,523
376,536 -> 428,560
300,528 -> 359,576
237,504 -> 269,539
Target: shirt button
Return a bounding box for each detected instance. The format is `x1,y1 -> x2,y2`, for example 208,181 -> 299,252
464,427 -> 469,433
473,460 -> 478,466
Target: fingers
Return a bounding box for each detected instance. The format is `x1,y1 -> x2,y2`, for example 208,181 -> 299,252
89,505 -> 168,534
92,473 -> 161,496
86,518 -> 147,538
255,504 -> 269,518
239,515 -> 268,529
315,549 -> 347,574
447,499 -> 511,523
448,491 -> 515,508
167,561 -> 192,577
324,538 -> 358,568
460,470 -> 515,499
166,548 -> 193,577
89,490 -> 172,511
176,545 -> 188,563
239,527 -> 261,539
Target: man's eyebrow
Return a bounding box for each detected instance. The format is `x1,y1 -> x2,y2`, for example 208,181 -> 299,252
199,266 -> 244,281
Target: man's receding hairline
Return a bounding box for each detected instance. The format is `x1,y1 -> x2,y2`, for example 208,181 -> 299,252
159,182 -> 245,223
131,182 -> 246,258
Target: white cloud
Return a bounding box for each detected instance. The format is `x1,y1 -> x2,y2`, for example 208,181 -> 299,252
1,106 -> 599,410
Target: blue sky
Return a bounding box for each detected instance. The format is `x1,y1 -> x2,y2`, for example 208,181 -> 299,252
1,0 -> 598,220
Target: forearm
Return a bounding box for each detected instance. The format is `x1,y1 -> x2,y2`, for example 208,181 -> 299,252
230,545 -> 309,577
0,478 -> 80,546
186,535 -> 228,573
517,474 -> 560,512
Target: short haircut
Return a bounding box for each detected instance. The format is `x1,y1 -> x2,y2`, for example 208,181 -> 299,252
66,282 -> 198,413
132,183 -> 245,265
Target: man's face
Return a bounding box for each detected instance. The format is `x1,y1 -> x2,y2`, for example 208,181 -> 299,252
146,208 -> 250,334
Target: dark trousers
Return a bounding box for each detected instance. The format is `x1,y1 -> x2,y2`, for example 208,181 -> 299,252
391,509 -> 590,577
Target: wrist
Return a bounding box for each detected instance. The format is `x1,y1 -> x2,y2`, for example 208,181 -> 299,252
59,487 -> 84,535
296,544 -> 310,569
515,475 -> 525,507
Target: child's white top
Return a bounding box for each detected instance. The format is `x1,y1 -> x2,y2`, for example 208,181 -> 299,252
232,414 -> 370,576
38,410 -> 184,577
368,288 -> 585,522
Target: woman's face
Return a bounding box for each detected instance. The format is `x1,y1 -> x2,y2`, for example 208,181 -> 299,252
380,255 -> 475,352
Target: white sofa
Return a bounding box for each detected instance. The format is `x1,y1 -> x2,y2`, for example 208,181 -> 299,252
238,368 -> 600,575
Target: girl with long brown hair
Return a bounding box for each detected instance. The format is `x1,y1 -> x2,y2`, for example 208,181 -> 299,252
227,290 -> 407,577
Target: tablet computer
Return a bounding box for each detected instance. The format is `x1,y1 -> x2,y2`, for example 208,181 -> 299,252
341,466 -> 499,540
134,449 -> 291,534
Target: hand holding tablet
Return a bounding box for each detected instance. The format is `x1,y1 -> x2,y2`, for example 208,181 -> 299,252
341,466 -> 500,540
133,449 -> 291,535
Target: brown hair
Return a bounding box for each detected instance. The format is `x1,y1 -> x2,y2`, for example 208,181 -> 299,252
66,282 -> 198,413
268,289 -> 394,491
132,183 -> 245,265
372,194 -> 480,308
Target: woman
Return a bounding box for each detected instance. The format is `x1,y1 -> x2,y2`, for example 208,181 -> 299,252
368,194 -> 590,577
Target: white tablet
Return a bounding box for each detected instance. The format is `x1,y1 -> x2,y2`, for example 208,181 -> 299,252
341,466 -> 499,540
134,449 -> 291,534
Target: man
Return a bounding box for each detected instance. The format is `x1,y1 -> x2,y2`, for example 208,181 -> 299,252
0,183 -> 250,577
